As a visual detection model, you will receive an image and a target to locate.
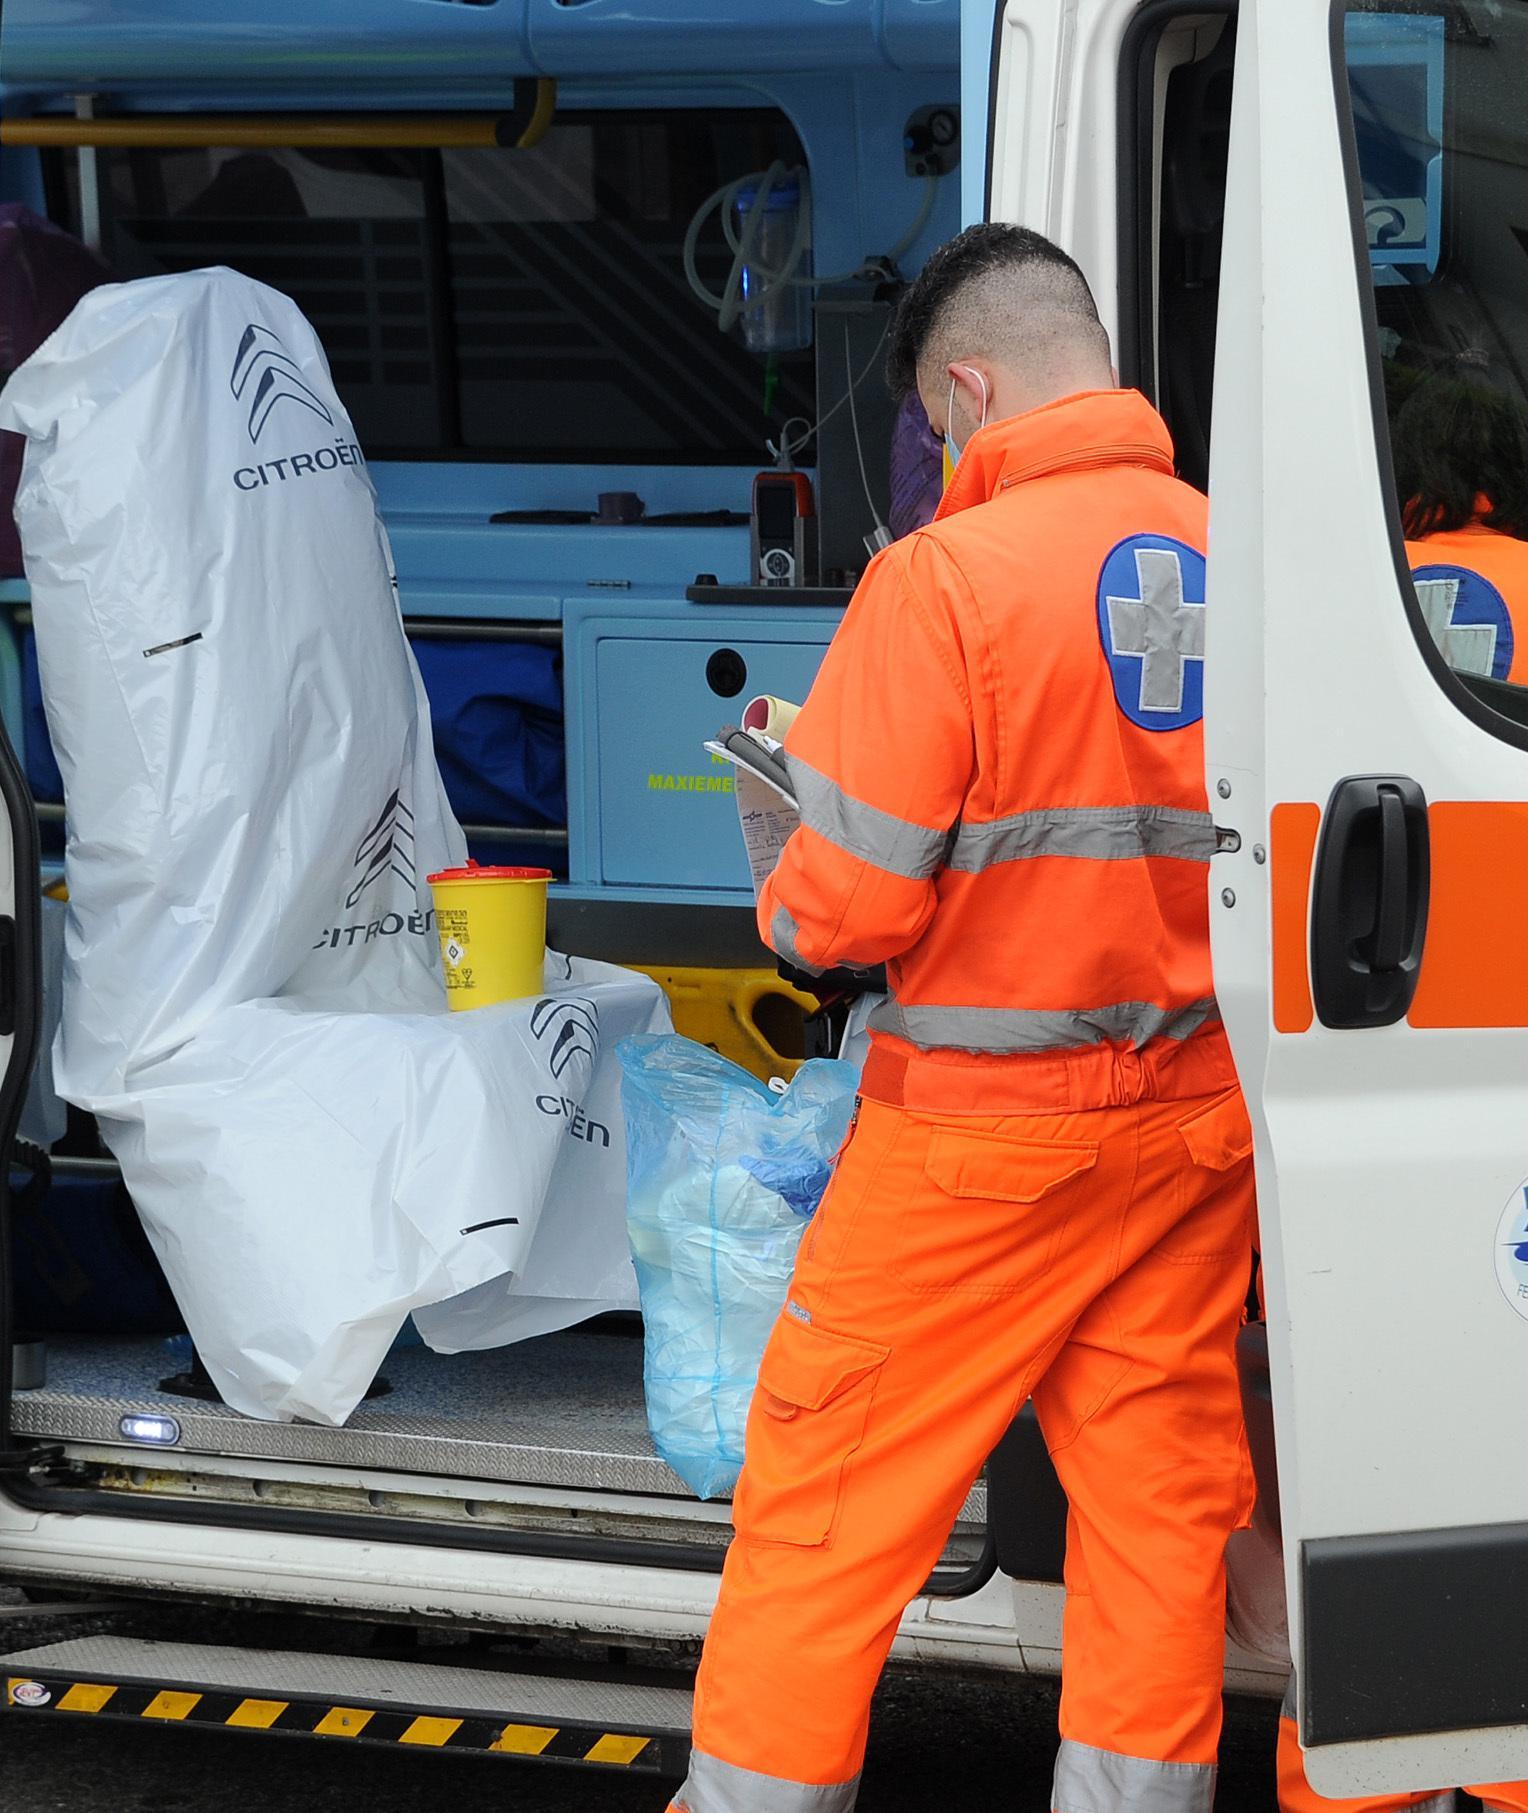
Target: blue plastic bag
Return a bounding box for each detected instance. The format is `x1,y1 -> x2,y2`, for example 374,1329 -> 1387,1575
617,1035 -> 858,1500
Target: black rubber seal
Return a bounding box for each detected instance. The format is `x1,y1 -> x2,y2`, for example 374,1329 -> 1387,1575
4,1475 -> 732,1575
1114,0 -> 1237,395
0,714 -> 43,1463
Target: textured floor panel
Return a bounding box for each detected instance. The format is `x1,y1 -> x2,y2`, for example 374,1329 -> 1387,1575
12,1331 -> 689,1495
25,1330 -> 649,1432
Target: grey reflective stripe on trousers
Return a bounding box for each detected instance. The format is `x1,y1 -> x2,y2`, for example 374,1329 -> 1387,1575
671,1748 -> 860,1813
1052,1739 -> 1215,1813
786,753 -> 951,881
869,995 -> 1219,1056
771,904 -> 824,977
948,804 -> 1215,871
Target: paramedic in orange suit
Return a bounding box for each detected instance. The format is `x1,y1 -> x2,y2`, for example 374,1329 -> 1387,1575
1392,358 -> 1528,689
664,223 -> 1257,1813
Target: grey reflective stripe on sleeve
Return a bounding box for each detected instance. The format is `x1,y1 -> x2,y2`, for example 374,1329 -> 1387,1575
672,1747 -> 860,1813
771,905 -> 824,977
1052,1739 -> 1215,1813
1281,1673 -> 1298,1720
949,804 -> 1215,871
868,996 -> 1219,1055
785,753 -> 951,881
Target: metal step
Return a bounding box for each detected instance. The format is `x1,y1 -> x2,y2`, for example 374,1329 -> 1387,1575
0,1635 -> 692,1774
15,1336 -> 990,1526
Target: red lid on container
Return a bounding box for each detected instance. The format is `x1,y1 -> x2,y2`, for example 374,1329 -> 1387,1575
427,861 -> 554,883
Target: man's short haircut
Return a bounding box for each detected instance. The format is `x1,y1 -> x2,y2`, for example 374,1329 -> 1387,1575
886,222 -> 1110,399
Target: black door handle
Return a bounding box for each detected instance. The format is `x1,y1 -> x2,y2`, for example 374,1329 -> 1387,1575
1369,785 -> 1410,974
1310,775 -> 1430,1028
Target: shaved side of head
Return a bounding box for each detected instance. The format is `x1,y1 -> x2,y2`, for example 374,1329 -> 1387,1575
888,223 -> 1112,409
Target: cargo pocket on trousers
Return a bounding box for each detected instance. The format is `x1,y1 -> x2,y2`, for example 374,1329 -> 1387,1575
891,1125 -> 1099,1292
732,1317 -> 890,1548
1161,1086 -> 1256,1260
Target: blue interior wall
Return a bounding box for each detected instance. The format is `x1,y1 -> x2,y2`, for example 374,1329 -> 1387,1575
0,0 -> 958,97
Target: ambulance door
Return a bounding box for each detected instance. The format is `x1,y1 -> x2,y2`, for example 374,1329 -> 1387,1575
1208,0 -> 1528,1792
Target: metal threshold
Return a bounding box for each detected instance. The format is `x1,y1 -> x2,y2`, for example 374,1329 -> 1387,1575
12,1329 -> 987,1525
12,1329 -> 690,1497
0,1635 -> 691,1773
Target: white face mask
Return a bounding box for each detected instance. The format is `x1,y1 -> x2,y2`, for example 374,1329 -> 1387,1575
945,366 -> 990,468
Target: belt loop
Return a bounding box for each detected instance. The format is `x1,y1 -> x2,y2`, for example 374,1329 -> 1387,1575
1112,1043 -> 1146,1106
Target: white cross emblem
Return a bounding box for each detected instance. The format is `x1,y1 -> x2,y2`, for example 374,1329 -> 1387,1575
1415,576 -> 1498,678
1105,548 -> 1205,713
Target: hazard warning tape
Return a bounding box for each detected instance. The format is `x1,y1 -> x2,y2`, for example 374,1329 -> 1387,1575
4,1673 -> 675,1770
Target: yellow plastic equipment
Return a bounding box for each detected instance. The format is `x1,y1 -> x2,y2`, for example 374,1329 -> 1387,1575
427,862 -> 552,1010
633,965 -> 818,1080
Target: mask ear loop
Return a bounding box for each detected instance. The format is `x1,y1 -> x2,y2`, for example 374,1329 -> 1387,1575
945,366 -> 991,463
966,366 -> 991,432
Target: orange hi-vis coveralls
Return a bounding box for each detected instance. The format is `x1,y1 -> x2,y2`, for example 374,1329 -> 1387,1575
667,390 -> 1257,1813
1406,501 -> 1528,687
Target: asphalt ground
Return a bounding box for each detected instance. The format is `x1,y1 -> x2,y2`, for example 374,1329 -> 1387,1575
0,1590 -> 1293,1811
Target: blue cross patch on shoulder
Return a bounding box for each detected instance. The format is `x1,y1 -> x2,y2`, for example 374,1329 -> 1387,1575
1097,533 -> 1207,732
1411,562 -> 1515,682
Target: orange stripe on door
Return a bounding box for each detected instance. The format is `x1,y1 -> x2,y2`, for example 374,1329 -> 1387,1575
1409,801 -> 1528,1027
1270,802 -> 1320,1033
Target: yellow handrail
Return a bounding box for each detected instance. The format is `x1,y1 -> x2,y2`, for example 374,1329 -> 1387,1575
0,83 -> 558,152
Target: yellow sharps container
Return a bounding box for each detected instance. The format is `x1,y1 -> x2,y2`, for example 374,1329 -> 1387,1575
427,861 -> 552,1009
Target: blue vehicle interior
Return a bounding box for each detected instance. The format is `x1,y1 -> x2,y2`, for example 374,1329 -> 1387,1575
0,0 -> 1453,1524
0,0 -> 979,1520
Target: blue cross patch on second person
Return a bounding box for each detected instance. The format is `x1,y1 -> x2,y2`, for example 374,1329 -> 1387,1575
1097,533 -> 1208,732
1411,561 -> 1515,682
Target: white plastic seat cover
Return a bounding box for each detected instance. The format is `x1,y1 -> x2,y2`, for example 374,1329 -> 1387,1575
0,267 -> 667,1423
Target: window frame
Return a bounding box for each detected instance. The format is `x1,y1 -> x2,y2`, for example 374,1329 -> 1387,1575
1330,0 -> 1528,755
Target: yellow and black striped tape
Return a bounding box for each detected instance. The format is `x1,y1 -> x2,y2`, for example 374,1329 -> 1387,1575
4,1674 -> 671,1771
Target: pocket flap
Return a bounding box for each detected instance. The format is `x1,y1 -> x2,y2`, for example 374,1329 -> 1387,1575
759,1316 -> 890,1414
925,1127 -> 1098,1205
1177,1087 -> 1254,1170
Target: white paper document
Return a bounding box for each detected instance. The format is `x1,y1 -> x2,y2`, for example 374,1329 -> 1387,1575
704,715 -> 802,897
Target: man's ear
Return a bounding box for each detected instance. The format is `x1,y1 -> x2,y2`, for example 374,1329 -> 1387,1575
948,362 -> 992,412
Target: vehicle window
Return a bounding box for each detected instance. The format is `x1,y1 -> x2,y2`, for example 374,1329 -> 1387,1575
56,110 -> 815,462
1119,6 -> 1236,495
1342,2 -> 1528,721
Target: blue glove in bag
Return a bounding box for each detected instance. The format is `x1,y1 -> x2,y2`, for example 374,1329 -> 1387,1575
616,1034 -> 859,1499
